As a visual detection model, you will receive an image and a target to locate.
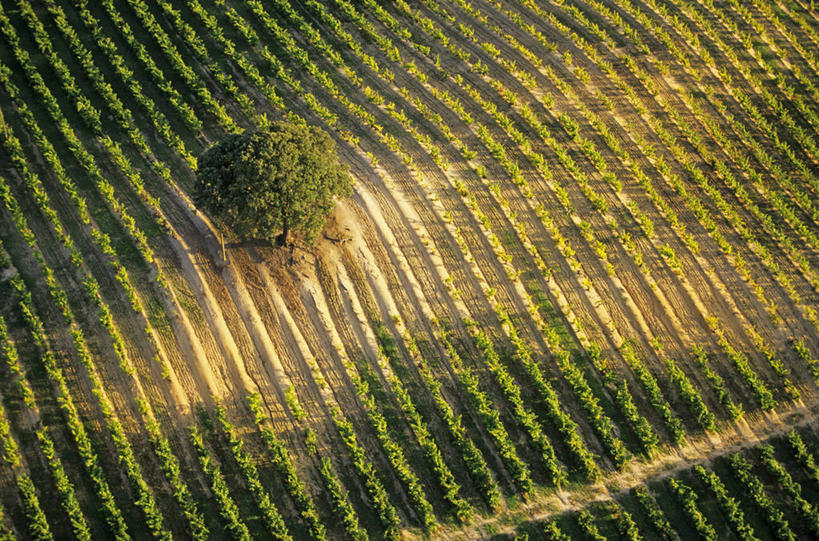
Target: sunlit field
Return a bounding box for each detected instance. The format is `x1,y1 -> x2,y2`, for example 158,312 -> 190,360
0,0 -> 818,539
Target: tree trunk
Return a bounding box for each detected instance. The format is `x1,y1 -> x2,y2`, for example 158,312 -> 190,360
277,226 -> 290,246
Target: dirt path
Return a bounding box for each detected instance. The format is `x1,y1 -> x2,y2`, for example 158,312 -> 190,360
444,399 -> 819,540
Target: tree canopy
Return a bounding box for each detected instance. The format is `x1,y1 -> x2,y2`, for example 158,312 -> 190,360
194,122 -> 353,245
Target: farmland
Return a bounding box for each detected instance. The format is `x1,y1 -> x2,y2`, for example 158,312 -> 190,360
0,0 -> 817,539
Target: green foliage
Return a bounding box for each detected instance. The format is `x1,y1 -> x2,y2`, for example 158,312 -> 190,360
9,277 -> 129,539
633,486 -> 675,540
330,406 -> 401,539
212,407 -> 291,540
493,307 -> 601,482
0,405 -> 50,541
466,320 -> 567,488
186,0 -> 284,111
727,453 -> 794,541
621,343 -> 685,444
692,347 -> 742,420
694,465 -> 758,541
549,342 -> 630,468
542,520 -> 570,541
404,334 -> 502,511
793,338 -> 819,381
605,501 -> 642,541
125,0 -> 243,127
246,395 -> 331,540
19,476 -> 52,541
2,0 -> 818,538
375,327 -> 473,522
35,430 -> 92,541
664,357 -> 715,431
711,326 -> 776,411
0,406 -> 19,469
0,316 -> 34,408
787,430 -> 819,487
668,478 -> 717,540
613,377 -> 659,456
318,457 -> 368,541
189,425 -> 252,541
0,501 -> 13,541
347,370 -> 436,530
141,409 -> 209,540
758,445 -> 819,536
284,386 -> 307,422
576,509 -> 605,541
195,122 -> 352,244
436,326 -> 533,495
0,171 -> 137,540
25,0 -> 195,169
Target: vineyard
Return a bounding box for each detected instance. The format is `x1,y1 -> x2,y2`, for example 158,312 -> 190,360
0,0 -> 817,539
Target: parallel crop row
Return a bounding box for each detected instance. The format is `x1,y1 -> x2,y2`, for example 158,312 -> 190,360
246,395 -> 329,540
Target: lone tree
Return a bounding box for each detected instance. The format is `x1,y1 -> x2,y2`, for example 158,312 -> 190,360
194,122 -> 352,246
